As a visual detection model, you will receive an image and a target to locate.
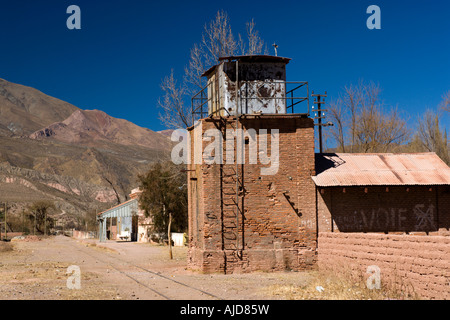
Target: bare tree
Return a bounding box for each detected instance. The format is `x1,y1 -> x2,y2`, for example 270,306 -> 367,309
158,70 -> 193,129
328,81 -> 367,152
159,11 -> 268,129
327,100 -> 346,152
244,19 -> 267,55
327,81 -> 410,153
355,106 -> 409,153
201,10 -> 237,66
440,90 -> 450,113
411,109 -> 449,164
184,43 -> 207,94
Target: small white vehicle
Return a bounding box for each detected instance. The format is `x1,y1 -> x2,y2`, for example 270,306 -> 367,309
117,230 -> 130,241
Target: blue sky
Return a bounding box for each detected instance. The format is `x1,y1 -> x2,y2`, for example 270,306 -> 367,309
0,0 -> 449,132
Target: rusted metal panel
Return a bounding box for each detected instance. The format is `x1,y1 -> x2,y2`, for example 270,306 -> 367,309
194,55 -> 310,122
313,153 -> 450,186
206,58 -> 288,116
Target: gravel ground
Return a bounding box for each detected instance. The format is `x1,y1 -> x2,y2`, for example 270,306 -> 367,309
0,236 -> 312,300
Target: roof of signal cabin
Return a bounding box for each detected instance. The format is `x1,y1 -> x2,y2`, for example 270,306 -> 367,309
312,152 -> 450,187
202,55 -> 291,77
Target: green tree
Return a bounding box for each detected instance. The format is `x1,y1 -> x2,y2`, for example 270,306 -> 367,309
138,162 -> 187,259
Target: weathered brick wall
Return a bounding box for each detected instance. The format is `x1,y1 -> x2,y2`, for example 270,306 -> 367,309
317,186 -> 450,233
318,232 -> 450,300
187,115 -> 317,273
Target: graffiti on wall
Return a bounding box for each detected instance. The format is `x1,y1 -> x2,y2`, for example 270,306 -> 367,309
334,204 -> 436,232
413,204 -> 436,230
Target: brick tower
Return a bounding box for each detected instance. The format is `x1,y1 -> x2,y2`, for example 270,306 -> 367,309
187,55 -> 317,273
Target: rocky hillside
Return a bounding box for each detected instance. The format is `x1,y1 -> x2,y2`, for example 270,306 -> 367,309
0,78 -> 172,228
30,109 -> 170,150
0,78 -> 79,135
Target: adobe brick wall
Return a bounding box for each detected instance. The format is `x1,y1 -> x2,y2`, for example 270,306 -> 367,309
187,115 -> 317,273
318,232 -> 450,300
317,186 -> 450,233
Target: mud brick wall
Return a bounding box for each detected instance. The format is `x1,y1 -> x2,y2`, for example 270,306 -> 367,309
318,232 -> 450,300
317,186 -> 450,233
187,115 -> 317,273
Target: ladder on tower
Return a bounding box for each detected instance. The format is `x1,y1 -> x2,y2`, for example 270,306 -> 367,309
219,121 -> 244,264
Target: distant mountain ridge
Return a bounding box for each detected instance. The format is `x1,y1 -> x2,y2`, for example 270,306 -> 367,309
30,109 -> 170,150
0,78 -> 80,135
0,77 -> 172,226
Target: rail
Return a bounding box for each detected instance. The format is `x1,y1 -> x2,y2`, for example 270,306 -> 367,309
191,80 -> 310,125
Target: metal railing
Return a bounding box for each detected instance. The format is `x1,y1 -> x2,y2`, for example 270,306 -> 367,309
191,80 -> 310,125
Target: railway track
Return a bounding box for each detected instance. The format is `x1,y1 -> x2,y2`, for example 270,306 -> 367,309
68,240 -> 223,300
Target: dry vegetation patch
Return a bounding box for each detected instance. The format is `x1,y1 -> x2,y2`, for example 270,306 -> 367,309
262,270 -> 417,300
0,259 -> 120,300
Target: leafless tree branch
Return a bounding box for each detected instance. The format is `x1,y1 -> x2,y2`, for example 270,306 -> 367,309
159,11 -> 268,129
158,70 -> 192,129
327,80 -> 410,153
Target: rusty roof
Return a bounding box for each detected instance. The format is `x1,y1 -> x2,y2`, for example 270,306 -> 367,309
312,153 -> 450,187
202,55 -> 291,77
218,55 -> 291,64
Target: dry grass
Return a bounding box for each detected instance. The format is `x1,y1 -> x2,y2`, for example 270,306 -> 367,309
155,245 -> 188,262
263,270 -> 418,300
137,242 -> 188,262
79,241 -> 119,254
0,260 -> 121,300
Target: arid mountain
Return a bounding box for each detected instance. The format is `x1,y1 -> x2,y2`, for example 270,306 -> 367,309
0,78 -> 172,228
157,129 -> 175,138
0,78 -> 80,135
30,109 -> 170,150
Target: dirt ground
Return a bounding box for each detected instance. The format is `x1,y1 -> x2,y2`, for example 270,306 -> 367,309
0,235 -> 315,300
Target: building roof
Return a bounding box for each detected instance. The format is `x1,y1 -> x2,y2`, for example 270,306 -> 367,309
218,55 -> 291,64
312,153 -> 450,187
202,55 -> 291,77
97,198 -> 139,219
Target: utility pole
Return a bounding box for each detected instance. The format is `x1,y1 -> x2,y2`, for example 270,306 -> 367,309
4,202 -> 7,241
0,203 -> 2,241
312,92 -> 333,153
22,208 -> 25,234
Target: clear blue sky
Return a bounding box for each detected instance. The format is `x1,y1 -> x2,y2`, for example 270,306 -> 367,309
0,0 -> 449,132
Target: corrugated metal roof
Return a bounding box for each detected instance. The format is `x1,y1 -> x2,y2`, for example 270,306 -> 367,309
312,153 -> 450,187
97,199 -> 138,219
